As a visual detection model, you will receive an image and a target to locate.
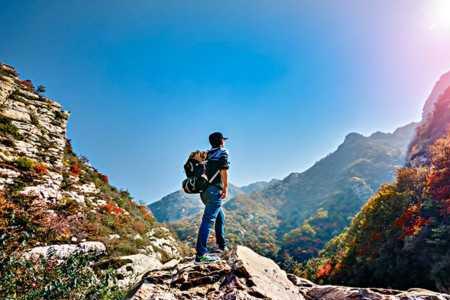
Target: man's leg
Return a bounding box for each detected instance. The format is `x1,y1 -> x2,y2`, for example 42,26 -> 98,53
195,186 -> 222,257
215,208 -> 226,250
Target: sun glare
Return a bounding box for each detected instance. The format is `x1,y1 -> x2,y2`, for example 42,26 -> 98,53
428,0 -> 450,31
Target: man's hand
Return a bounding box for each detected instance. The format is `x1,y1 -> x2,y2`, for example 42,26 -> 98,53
220,188 -> 228,199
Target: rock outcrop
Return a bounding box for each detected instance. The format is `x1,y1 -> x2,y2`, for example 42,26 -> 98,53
0,63 -> 184,298
407,71 -> 450,167
23,241 -> 106,259
422,71 -> 450,121
129,246 -> 450,300
0,63 -> 69,202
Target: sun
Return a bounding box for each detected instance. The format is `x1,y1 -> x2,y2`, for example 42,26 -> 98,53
428,0 -> 450,31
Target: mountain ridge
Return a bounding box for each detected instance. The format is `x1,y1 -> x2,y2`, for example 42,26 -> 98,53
306,70 -> 450,293
164,121 -> 416,265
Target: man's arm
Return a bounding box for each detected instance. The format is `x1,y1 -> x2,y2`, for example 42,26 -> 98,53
220,169 -> 228,199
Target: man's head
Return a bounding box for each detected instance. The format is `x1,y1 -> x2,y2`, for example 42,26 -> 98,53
209,132 -> 228,148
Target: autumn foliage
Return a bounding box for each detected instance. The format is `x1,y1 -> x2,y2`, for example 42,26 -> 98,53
305,131 -> 450,292
102,202 -> 124,215
33,162 -> 48,175
70,161 -> 81,176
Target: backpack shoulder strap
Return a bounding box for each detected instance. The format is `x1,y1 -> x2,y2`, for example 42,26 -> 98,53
208,169 -> 220,183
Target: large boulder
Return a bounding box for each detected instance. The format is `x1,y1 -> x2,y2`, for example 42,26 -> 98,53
128,246 -> 304,300
232,246 -> 303,300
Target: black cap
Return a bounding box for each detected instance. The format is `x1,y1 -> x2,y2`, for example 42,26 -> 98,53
209,132 -> 228,147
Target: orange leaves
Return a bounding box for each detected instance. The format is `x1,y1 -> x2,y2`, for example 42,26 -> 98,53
400,216 -> 429,237
395,203 -> 429,238
430,132 -> 450,170
102,202 -> 124,215
316,261 -> 333,279
139,205 -> 154,223
426,132 -> 450,215
33,163 -> 48,175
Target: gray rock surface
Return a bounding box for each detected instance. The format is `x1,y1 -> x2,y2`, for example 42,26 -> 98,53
115,254 -> 164,288
233,246 -> 303,300
128,246 -> 450,300
24,241 -> 106,260
0,64 -> 68,201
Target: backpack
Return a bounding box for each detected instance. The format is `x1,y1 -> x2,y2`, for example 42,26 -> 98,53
182,151 -> 220,194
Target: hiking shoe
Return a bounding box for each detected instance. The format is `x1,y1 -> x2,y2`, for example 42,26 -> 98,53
194,254 -> 220,265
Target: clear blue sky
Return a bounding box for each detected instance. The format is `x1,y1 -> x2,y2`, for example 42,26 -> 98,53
1,1 -> 450,202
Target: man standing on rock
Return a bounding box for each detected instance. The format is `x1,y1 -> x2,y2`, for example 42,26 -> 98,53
195,132 -> 229,264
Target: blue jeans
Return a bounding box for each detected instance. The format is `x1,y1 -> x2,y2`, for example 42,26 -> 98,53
195,185 -> 226,257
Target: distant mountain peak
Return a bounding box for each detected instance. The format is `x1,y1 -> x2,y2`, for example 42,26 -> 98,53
344,132 -> 365,143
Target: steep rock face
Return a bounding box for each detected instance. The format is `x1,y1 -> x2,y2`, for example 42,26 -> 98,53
422,71 -> 450,121
0,63 -> 183,299
129,246 -> 450,300
0,64 -> 69,202
407,84 -> 450,167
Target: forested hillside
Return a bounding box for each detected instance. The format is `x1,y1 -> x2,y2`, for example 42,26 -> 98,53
305,77 -> 450,293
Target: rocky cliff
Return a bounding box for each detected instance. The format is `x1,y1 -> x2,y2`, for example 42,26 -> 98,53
407,78 -> 450,167
0,63 -> 183,299
129,245 -> 449,300
422,71 -> 450,121
0,64 -> 69,201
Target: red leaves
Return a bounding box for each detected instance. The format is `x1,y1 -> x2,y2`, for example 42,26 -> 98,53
99,174 -> 109,184
427,169 -> 450,201
34,163 -> 48,175
395,203 -> 430,238
316,261 -> 333,279
102,202 -> 123,215
70,161 -> 81,176
395,204 -> 419,228
426,133 -> 450,215
402,217 -> 430,237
